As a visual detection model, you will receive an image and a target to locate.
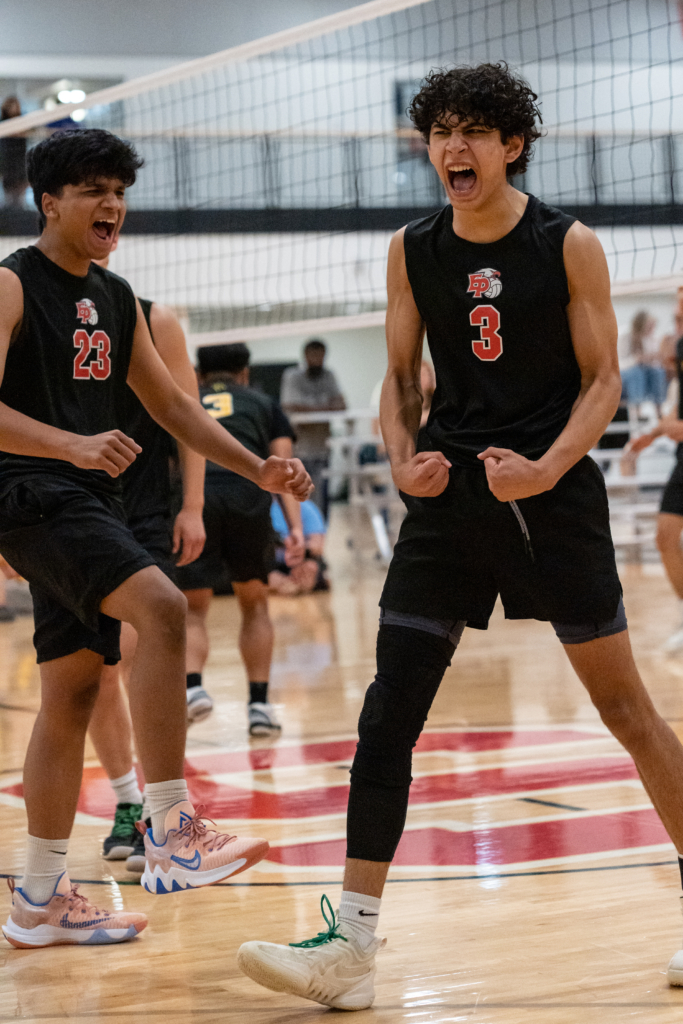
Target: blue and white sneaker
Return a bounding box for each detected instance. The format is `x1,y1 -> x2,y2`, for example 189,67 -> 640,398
140,801 -> 269,894
186,686 -> 214,725
2,874 -> 147,948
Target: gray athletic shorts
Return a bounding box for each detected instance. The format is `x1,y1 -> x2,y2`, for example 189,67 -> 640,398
380,597 -> 628,648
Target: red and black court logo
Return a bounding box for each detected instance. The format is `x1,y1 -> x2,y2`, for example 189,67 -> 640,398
467,268 -> 502,300
75,298 -> 99,326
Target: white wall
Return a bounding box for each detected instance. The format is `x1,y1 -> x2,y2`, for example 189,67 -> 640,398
248,326 -> 388,410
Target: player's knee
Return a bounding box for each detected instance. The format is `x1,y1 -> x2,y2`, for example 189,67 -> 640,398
143,583 -> 187,638
592,692 -> 652,744
49,675 -> 100,724
352,624 -> 455,788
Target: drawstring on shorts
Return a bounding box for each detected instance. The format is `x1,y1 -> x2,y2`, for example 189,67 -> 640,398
508,500 -> 535,562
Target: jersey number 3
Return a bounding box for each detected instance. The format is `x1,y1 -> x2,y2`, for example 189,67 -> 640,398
73,329 -> 112,380
470,305 -> 503,361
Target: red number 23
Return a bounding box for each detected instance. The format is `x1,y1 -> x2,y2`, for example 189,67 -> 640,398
470,305 -> 503,361
73,329 -> 112,380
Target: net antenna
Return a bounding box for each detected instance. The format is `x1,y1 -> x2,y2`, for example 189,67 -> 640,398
1,0 -> 682,346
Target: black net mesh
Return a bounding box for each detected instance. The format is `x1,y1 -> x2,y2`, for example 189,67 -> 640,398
1,0 -> 681,339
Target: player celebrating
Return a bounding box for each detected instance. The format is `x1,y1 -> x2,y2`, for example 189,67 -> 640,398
175,342 -> 305,737
237,63 -> 683,1007
0,128 -> 309,948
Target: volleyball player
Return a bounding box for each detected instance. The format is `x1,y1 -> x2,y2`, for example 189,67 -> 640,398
627,287 -> 683,650
237,63 -> 683,1007
85,247 -> 206,866
175,342 -> 305,737
0,128 -> 310,948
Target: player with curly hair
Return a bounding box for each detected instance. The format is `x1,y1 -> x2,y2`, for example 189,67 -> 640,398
237,62 -> 683,1008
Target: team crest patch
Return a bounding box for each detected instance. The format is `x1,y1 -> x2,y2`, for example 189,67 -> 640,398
467,268 -> 502,299
75,298 -> 98,325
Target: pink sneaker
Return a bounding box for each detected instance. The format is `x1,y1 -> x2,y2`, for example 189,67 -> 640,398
140,801 -> 269,894
2,875 -> 147,948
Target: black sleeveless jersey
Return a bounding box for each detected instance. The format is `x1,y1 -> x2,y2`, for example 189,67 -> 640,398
200,378 -> 295,515
0,245 -> 136,494
120,298 -> 175,519
404,194 -> 581,466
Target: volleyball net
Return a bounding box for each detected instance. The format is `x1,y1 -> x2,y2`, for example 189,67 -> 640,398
0,0 -> 681,344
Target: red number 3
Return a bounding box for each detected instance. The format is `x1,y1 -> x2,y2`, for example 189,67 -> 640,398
470,305 -> 503,361
73,329 -> 112,380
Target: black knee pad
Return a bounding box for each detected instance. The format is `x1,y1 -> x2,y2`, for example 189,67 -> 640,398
351,624 -> 455,789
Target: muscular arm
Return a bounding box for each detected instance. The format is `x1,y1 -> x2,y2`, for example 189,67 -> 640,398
380,228 -> 451,497
479,222 -> 621,500
127,301 -> 310,498
0,268 -> 140,475
148,303 -> 206,565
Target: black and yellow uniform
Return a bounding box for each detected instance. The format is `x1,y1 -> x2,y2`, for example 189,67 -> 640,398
381,195 -> 622,627
0,246 -> 155,663
660,335 -> 683,517
175,378 -> 294,589
120,297 -> 176,580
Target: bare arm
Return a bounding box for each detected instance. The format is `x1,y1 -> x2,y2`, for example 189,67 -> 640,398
479,222 -> 621,500
148,303 -> 206,566
380,228 -> 451,497
127,301 -> 310,499
0,268 -> 140,475
270,435 -> 305,565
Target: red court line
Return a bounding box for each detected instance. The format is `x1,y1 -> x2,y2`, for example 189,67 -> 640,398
180,729 -> 599,776
267,807 -> 668,867
0,754 -> 635,821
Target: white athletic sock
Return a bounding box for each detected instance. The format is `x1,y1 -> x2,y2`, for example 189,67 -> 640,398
21,835 -> 69,905
338,890 -> 382,950
110,767 -> 142,806
144,780 -> 189,842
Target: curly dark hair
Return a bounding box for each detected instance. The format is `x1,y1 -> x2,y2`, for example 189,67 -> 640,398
28,128 -> 144,228
408,63 -> 543,177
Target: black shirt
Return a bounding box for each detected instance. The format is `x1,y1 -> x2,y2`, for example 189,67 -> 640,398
120,298 -> 175,519
404,194 -> 580,467
201,378 -> 294,515
0,245 -> 137,496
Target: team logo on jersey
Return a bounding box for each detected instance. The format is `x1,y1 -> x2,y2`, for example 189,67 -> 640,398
467,268 -> 502,300
75,298 -> 98,326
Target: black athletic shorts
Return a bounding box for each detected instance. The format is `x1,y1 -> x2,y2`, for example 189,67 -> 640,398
127,511 -> 176,582
174,486 -> 276,591
382,455 -> 622,628
660,449 -> 683,516
0,476 -> 155,664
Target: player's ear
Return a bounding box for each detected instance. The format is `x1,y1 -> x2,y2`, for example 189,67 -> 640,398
504,134 -> 524,165
41,192 -> 58,222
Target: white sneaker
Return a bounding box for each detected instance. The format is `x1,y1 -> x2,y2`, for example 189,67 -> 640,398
668,899 -> 683,984
248,702 -> 281,736
186,686 -> 214,724
237,895 -> 385,1010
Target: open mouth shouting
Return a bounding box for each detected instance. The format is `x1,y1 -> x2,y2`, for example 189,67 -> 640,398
447,164 -> 477,196
91,218 -> 117,243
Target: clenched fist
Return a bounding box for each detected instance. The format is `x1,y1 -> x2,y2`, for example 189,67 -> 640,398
66,430 -> 142,478
392,451 -> 451,497
258,456 -> 312,501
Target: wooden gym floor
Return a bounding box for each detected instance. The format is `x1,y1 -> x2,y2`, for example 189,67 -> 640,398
1,508 -> 683,1022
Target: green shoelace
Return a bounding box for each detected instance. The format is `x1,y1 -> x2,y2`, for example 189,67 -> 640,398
111,803 -> 143,839
289,894 -> 349,949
